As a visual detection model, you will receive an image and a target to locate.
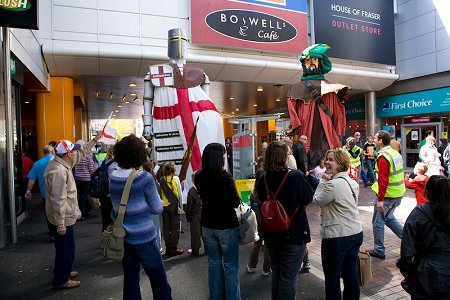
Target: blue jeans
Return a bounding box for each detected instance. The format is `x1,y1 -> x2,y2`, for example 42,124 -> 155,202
265,239 -> 305,300
365,160 -> 375,183
53,224 -> 75,286
202,226 -> 240,300
360,169 -> 369,185
372,198 -> 403,255
122,238 -> 172,300
321,232 -> 363,300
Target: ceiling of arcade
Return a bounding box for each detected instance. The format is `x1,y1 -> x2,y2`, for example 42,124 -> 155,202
44,52 -> 397,122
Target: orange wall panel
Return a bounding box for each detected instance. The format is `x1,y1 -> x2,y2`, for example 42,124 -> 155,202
36,77 -> 75,158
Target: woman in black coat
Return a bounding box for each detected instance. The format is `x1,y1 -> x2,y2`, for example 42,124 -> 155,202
397,175 -> 450,299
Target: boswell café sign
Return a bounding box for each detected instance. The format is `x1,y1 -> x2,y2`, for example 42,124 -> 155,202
191,0 -> 308,54
0,0 -> 39,29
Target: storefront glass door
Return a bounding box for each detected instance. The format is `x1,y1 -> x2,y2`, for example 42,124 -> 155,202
401,122 -> 442,170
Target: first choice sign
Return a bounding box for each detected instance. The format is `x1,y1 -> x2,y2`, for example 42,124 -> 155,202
0,0 -> 39,29
206,10 -> 297,43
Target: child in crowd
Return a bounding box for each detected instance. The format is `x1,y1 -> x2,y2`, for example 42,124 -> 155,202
405,162 -> 429,205
186,172 -> 202,256
309,158 -> 326,180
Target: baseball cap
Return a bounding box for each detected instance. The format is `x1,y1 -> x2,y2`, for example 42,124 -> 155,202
55,140 -> 81,155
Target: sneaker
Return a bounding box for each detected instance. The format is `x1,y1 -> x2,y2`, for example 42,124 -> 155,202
367,250 -> 385,259
302,261 -> 311,271
262,269 -> 272,277
187,248 -> 193,254
246,264 -> 256,274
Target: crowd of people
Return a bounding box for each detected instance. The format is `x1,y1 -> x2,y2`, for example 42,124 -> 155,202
22,128 -> 450,299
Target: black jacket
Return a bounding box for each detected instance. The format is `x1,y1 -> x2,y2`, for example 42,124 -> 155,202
195,170 -> 240,230
256,168 -> 313,245
292,142 -> 308,173
397,204 -> 450,299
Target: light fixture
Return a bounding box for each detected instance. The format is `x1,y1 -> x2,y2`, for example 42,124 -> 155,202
232,112 -> 235,114
112,114 -> 117,117
230,97 -> 235,100
129,82 -> 136,87
253,104 -> 258,107
24,101 -> 30,104
275,98 -> 281,102
125,100 -> 130,104
121,94 -> 126,101
115,109 -> 119,112
257,87 -> 263,92
235,108 -> 239,111
117,105 -> 123,108
133,96 -> 138,102
130,92 -> 137,96
96,91 -> 99,98
109,92 -> 113,100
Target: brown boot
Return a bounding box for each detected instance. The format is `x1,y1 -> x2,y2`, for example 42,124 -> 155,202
166,247 -> 184,256
55,279 -> 80,289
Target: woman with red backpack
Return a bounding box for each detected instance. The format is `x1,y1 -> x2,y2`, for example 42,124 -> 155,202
256,141 -> 314,300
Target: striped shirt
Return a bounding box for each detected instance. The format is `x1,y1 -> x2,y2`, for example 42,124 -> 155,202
73,156 -> 96,181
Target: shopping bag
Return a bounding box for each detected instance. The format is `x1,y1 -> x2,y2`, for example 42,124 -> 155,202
358,251 -> 374,286
235,202 -> 259,245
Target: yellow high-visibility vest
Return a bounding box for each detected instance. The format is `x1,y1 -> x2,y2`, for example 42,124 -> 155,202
343,145 -> 362,167
372,147 -> 406,198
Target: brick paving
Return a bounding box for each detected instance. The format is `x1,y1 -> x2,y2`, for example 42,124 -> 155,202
306,183 -> 416,299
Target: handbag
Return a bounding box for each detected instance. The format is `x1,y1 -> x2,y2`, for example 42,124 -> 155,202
235,202 -> 259,245
100,169 -> 138,261
358,251 -> 374,286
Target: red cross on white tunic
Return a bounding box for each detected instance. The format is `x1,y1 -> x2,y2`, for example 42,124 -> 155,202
153,89 -> 218,171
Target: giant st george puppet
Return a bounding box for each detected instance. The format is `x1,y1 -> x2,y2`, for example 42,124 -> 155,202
287,44 -> 350,169
143,28 -> 225,201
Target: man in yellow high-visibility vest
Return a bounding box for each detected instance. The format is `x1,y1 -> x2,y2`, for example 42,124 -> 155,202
367,130 -> 406,259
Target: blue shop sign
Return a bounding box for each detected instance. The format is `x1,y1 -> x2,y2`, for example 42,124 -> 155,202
377,87 -> 450,118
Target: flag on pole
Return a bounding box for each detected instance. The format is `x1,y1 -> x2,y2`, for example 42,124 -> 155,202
101,111 -> 118,145
179,116 -> 199,182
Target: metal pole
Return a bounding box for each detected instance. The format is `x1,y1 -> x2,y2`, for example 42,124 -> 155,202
365,91 -> 379,137
250,119 -> 256,177
3,27 -> 17,244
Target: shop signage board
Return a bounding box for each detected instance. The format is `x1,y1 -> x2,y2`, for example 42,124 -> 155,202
377,87 -> 450,118
0,0 -> 39,29
191,0 -> 308,54
345,99 -> 365,120
313,0 -> 395,65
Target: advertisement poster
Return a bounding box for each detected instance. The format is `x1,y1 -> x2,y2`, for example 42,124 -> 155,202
411,130 -> 418,141
382,125 -> 395,137
313,0 -> 395,65
191,0 -> 308,54
232,131 -> 254,180
235,179 -> 256,205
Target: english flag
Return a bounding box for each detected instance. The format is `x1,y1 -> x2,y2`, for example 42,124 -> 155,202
101,112 -> 118,145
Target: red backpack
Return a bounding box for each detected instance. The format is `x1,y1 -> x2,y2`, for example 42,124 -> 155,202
261,170 -> 298,233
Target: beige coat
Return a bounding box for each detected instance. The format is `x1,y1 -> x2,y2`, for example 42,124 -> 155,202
313,172 -> 362,239
44,139 -> 96,226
